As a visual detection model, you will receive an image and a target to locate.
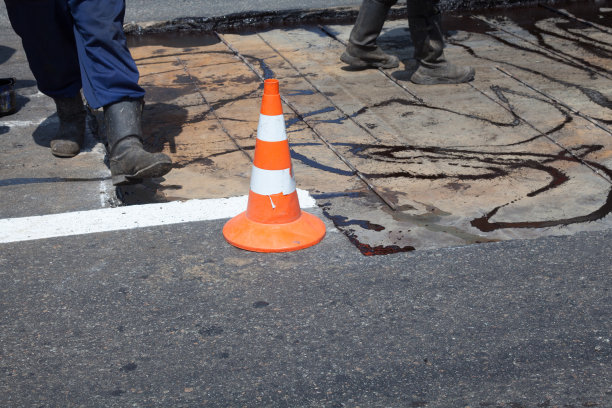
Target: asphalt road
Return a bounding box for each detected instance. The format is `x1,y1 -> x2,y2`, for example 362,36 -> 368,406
124,0 -> 363,22
2,220 -> 611,407
1,1 -> 364,28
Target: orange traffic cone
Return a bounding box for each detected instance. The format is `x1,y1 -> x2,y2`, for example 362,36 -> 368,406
223,79 -> 326,252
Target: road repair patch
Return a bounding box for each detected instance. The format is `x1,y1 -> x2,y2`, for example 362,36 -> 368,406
120,4 -> 612,255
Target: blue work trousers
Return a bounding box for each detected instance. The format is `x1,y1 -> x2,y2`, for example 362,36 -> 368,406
4,0 -> 145,108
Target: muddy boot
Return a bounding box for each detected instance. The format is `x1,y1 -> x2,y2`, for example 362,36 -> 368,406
51,93 -> 86,157
407,1 -> 474,84
104,99 -> 172,186
340,0 -> 400,69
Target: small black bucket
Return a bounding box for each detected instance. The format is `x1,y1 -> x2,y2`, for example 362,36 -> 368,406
0,77 -> 17,117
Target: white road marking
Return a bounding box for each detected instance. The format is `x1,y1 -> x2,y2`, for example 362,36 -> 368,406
99,179 -> 111,207
0,189 -> 318,244
3,118 -> 53,128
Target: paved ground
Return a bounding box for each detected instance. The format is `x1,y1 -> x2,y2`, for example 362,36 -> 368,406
1,0 -> 611,407
0,0 -> 364,28
122,0 -> 363,23
1,222 -> 611,407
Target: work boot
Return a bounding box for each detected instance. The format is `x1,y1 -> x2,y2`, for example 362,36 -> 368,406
340,0 -> 400,69
51,93 -> 86,157
407,2 -> 475,84
104,99 -> 172,186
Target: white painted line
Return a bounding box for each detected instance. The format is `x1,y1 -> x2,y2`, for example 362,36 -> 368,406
0,189 -> 318,244
3,118 -> 52,128
99,179 -> 111,207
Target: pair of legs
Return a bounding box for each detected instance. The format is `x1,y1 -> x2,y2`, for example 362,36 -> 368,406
4,0 -> 171,185
341,0 -> 475,84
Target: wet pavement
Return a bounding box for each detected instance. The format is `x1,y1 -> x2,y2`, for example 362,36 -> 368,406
1,1 -> 612,407
117,2 -> 612,255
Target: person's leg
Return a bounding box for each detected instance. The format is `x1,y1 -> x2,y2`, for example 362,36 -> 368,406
67,0 -> 144,108
4,0 -> 81,97
340,0 -> 400,69
4,0 -> 86,157
67,0 -> 171,185
407,0 -> 474,84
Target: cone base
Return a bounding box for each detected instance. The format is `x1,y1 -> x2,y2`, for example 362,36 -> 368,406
223,211 -> 326,253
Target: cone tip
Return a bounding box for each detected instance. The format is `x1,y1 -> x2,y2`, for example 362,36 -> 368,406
264,78 -> 279,95
260,78 -> 283,115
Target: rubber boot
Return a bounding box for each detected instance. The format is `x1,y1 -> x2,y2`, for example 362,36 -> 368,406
51,93 -> 86,157
104,99 -> 172,186
340,0 -> 400,69
408,1 -> 475,84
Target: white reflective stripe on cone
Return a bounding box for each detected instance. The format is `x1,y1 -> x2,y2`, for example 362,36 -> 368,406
257,114 -> 287,142
250,166 -> 296,195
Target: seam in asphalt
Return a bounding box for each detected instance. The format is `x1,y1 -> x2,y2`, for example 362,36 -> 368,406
122,5 -> 398,35
121,1 -> 545,35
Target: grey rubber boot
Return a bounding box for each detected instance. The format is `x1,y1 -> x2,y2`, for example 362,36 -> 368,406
104,99 -> 172,186
408,2 -> 475,84
340,0 -> 400,69
51,93 -> 86,157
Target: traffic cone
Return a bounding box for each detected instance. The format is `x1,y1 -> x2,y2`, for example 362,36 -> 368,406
223,79 -> 326,252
